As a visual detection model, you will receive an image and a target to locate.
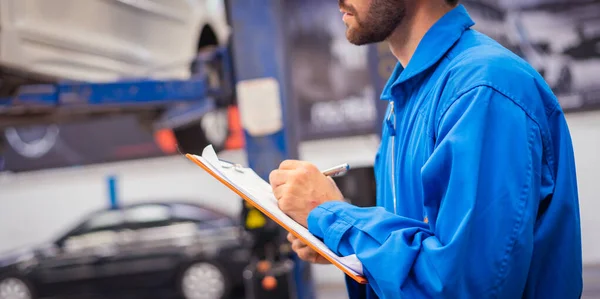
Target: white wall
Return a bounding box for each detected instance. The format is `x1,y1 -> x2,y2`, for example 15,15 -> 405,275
565,111 -> 600,265
0,149 -> 247,253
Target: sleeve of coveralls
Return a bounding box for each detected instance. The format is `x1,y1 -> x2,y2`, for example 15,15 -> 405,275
307,86 -> 543,298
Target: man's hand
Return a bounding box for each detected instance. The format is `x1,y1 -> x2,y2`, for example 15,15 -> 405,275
287,233 -> 330,264
269,160 -> 344,227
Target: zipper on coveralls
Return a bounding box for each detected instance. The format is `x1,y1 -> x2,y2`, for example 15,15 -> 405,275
386,101 -> 397,215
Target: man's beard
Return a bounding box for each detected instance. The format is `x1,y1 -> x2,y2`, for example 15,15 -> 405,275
340,0 -> 406,45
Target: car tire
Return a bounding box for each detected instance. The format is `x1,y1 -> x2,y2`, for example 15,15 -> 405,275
178,261 -> 231,299
0,276 -> 35,299
172,108 -> 229,155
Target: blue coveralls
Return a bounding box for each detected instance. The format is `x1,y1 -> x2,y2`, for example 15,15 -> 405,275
307,5 -> 583,299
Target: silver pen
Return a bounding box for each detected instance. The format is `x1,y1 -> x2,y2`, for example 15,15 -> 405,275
322,163 -> 350,177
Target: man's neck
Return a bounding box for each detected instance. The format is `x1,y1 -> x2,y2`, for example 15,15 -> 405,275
387,1 -> 456,67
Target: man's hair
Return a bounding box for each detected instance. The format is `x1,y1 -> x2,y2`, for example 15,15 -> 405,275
446,0 -> 459,5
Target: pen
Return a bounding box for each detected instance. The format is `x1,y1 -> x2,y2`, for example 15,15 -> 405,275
322,163 -> 350,177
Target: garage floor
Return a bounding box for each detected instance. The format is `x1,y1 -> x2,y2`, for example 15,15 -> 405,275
584,265 -> 600,299
52,265 -> 600,299
313,265 -> 600,299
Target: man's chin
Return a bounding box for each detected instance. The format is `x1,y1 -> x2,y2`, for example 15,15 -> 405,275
345,31 -> 372,46
345,28 -> 389,46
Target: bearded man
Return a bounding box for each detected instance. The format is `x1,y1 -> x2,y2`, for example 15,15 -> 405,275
269,1 -> 583,298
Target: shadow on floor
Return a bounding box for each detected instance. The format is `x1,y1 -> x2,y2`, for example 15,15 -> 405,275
315,265 -> 600,299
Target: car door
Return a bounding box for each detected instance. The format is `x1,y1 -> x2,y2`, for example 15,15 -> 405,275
33,209 -> 125,296
95,204 -> 189,290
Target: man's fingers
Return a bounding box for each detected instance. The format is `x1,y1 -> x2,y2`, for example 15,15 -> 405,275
279,160 -> 305,170
313,254 -> 330,264
291,238 -> 308,252
273,184 -> 289,202
296,246 -> 318,262
296,247 -> 328,264
288,233 -> 330,265
287,233 -> 308,251
286,232 -> 296,243
269,170 -> 290,188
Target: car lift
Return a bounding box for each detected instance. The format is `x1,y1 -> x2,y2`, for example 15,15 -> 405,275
0,0 -> 321,298
0,46 -> 234,167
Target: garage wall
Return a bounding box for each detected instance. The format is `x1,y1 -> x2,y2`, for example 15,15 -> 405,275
0,150 -> 247,253
565,111 -> 600,265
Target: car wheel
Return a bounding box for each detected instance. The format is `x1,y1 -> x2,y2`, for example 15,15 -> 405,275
172,109 -> 229,155
179,261 -> 230,299
200,108 -> 230,149
4,125 -> 60,159
0,277 -> 34,299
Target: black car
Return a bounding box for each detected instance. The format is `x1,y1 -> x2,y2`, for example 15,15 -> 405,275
0,202 -> 251,299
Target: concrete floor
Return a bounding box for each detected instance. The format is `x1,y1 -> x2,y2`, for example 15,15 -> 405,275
584,265 -> 600,299
313,265 -> 600,299
47,265 -> 600,299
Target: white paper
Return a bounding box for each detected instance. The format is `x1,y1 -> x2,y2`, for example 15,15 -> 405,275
193,145 -> 364,276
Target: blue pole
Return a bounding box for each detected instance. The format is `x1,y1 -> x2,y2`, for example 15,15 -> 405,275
107,175 -> 119,209
228,0 -> 313,298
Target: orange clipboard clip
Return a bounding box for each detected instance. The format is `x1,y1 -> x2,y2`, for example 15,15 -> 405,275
185,153 -> 368,285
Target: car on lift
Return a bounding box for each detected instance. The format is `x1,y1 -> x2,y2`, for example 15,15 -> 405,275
502,0 -> 600,111
0,202 -> 251,299
460,0 -> 521,54
0,0 -> 235,164
463,0 -> 600,111
0,0 -> 230,82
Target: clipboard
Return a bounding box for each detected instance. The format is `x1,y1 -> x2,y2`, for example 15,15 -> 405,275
185,145 -> 367,284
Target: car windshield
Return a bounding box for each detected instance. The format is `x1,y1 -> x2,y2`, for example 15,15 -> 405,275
170,203 -> 224,222
83,210 -> 124,231
125,205 -> 171,223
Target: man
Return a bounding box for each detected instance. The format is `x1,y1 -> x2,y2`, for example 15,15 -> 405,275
269,0 -> 583,298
